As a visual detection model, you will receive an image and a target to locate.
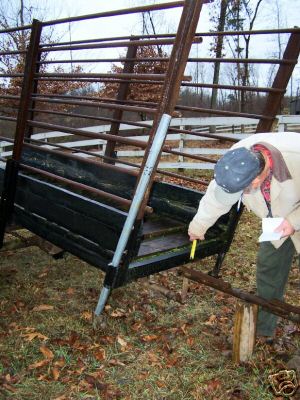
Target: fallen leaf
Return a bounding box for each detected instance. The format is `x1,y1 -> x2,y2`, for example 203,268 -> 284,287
2,383 -> 17,393
117,336 -> 129,352
146,351 -> 162,368
84,374 -> 108,390
81,311 -> 92,321
22,332 -> 49,342
32,304 -> 54,312
205,378 -> 222,393
94,348 -> 106,361
141,335 -> 158,342
40,346 -> 54,359
66,288 -> 75,295
108,359 -> 126,366
28,359 -> 50,370
186,336 -> 195,346
131,322 -> 142,331
54,358 -> 66,368
110,308 -> 126,318
204,315 -> 217,326
52,367 -> 60,381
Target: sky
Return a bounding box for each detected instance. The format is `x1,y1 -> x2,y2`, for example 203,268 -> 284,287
2,0 -> 300,95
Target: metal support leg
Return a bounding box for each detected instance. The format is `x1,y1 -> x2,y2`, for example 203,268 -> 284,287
208,252 -> 226,278
0,159 -> 20,247
95,286 -> 111,315
94,114 -> 172,316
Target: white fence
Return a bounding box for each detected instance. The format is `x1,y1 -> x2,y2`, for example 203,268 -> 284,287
1,115 -> 300,170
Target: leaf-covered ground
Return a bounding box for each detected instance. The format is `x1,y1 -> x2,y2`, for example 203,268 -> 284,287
0,211 -> 299,400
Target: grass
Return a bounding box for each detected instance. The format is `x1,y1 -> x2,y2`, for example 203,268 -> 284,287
0,211 -> 299,399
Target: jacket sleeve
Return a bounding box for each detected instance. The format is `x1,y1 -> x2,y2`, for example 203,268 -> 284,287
188,180 -> 235,238
286,203 -> 300,231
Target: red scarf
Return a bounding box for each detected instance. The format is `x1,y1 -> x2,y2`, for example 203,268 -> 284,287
253,144 -> 273,203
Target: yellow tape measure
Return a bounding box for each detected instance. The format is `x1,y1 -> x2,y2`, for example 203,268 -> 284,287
190,239 -> 197,260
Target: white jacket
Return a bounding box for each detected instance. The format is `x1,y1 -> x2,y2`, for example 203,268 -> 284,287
189,132 -> 300,252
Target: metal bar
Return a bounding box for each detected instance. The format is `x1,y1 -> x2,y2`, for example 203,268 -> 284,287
24,140 -> 139,178
175,104 -> 272,120
39,38 -> 202,54
20,163 -> 154,213
256,32 -> 300,133
0,25 -> 31,34
95,114 -> 171,315
104,39 -> 139,163
12,20 -> 42,161
187,57 -> 297,65
182,82 -> 284,94
42,2 -> 185,26
32,93 -> 157,109
39,34 -> 176,49
136,0 -> 205,220
38,57 -> 170,64
25,137 -> 209,187
0,73 -> 24,78
0,95 -> 20,100
181,267 -> 300,323
27,120 -> 151,147
36,72 -> 168,81
169,127 -> 240,143
0,116 -> 17,122
37,27 -> 300,49
195,27 -> 300,37
0,50 -> 27,57
0,20 -> 42,248
36,77 -> 164,85
28,107 -> 153,130
31,96 -> 157,115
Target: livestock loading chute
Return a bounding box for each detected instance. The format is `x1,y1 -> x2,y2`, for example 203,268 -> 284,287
0,0 -> 299,321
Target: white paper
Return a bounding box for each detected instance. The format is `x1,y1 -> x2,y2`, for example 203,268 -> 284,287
258,217 -> 284,242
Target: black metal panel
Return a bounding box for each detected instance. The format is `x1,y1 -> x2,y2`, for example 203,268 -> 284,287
21,147 -> 137,201
15,173 -> 127,250
116,238 -> 225,287
14,205 -> 111,271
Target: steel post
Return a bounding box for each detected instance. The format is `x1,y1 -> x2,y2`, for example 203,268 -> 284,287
94,113 -> 171,315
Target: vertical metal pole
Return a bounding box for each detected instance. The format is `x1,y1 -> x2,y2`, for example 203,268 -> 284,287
104,39 -> 139,163
256,32 -> 300,133
95,113 -> 172,316
135,0 -> 204,220
0,19 -> 42,246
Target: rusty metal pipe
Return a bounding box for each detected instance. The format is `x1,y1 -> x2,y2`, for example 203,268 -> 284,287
188,57 -> 297,65
175,105 -> 272,120
28,107 -> 153,131
181,267 -> 300,323
36,72 -> 168,81
25,137 -> 209,187
27,120 -> 152,147
39,57 -> 170,64
31,97 -> 158,115
39,37 -> 202,53
169,127 -> 240,143
19,162 -> 152,214
182,82 -> 285,93
42,2 -> 185,26
20,163 -> 153,213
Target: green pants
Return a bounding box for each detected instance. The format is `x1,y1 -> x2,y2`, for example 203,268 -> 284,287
256,238 -> 297,337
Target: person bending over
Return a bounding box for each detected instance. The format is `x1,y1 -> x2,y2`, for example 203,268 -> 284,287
188,131 -> 300,339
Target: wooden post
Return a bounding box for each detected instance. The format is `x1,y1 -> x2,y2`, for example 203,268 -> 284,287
232,302 -> 258,363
